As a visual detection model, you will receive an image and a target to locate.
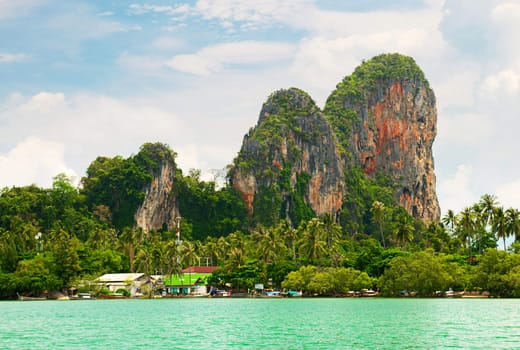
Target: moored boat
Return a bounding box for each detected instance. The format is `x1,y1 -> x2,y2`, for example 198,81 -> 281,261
17,293 -> 47,301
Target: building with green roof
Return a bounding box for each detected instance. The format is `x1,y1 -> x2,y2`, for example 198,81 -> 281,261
163,266 -> 218,296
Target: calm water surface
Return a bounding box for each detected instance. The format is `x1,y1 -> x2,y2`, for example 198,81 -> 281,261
1,298 -> 519,349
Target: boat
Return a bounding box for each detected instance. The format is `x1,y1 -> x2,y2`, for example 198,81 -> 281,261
281,290 -> 302,297
17,293 -> 47,301
263,290 -> 281,297
76,292 -> 95,299
445,288 -> 464,298
360,289 -> 378,297
209,288 -> 231,297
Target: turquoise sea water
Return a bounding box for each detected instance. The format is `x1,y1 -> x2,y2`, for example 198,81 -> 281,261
1,298 -> 519,349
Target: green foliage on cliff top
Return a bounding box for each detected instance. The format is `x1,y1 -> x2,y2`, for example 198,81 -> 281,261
248,88 -> 320,146
134,142 -> 177,174
81,142 -> 175,230
262,87 -> 319,119
326,53 -> 428,107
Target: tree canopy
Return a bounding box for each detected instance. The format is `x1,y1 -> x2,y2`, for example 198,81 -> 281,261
1,141 -> 520,298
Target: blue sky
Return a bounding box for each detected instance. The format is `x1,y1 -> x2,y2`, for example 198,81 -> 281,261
1,0 -> 520,216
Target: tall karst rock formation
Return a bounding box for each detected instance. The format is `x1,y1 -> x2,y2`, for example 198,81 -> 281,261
231,53 -> 440,224
230,88 -> 345,227
134,143 -> 180,231
324,53 -> 440,221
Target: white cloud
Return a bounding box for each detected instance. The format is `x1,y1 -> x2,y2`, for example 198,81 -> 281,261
491,1 -> 520,28
491,1 -> 520,26
128,3 -> 190,16
490,3 -> 520,68
481,69 -> 520,97
436,111 -> 494,146
194,0 -> 314,29
19,91 -> 66,113
0,53 -> 28,63
126,0 -> 315,32
439,0 -> 498,55
0,0 -> 47,20
149,36 -> 184,51
97,11 -> 114,17
44,4 -> 142,54
438,164 -> 476,214
0,137 -> 77,188
430,60 -> 480,109
0,92 -> 191,183
166,54 -> 221,76
182,0 -> 446,38
165,41 -> 295,75
496,178 -> 520,210
290,26 -> 446,104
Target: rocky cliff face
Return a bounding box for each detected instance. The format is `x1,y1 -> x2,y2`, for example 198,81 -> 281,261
324,53 -> 440,221
231,88 -> 345,226
134,149 -> 179,231
232,54 -> 440,224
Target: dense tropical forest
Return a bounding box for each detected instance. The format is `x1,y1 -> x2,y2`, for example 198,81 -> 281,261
1,142 -> 520,299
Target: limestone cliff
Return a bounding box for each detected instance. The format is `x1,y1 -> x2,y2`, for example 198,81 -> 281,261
230,88 -> 345,226
324,53 -> 440,221
134,144 -> 179,231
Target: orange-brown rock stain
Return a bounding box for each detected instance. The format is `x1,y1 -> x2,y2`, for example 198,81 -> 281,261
242,193 -> 255,215
272,160 -> 282,170
308,173 -> 323,207
363,156 -> 376,174
390,81 -> 404,97
369,82 -> 413,172
400,192 -> 412,212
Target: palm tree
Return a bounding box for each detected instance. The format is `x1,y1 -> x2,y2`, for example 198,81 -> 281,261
216,236 -> 230,260
298,218 -> 326,265
492,206 -> 508,251
120,227 -> 141,272
276,219 -> 298,261
253,225 -> 285,264
202,238 -> 218,266
425,221 -> 447,251
393,213 -> 414,250
181,241 -> 199,268
371,201 -> 386,247
479,194 -> 498,228
321,213 -> 342,250
506,208 -> 520,244
86,228 -> 113,250
134,243 -> 154,275
457,207 -> 475,255
471,203 -> 487,254
442,209 -> 457,235
227,246 -> 245,270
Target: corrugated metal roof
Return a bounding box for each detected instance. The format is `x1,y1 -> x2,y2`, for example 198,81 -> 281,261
182,266 -> 218,274
97,273 -> 146,282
